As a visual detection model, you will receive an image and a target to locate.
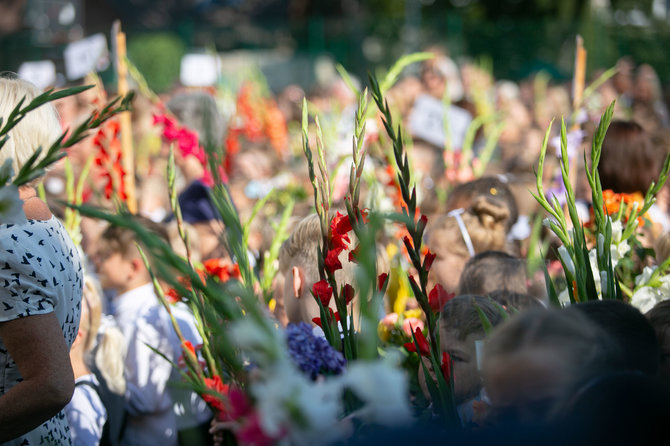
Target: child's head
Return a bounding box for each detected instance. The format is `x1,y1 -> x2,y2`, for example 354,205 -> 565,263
457,250 -> 527,296
569,300 -> 659,376
482,308 -> 611,426
598,120 -> 662,194
440,295 -> 506,404
73,275 -> 126,395
93,217 -> 169,294
446,177 -> 519,232
426,196 -> 511,292
277,212 -> 357,326
646,300 -> 670,382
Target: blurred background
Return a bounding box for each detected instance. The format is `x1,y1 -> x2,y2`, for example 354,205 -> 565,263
1,0 -> 670,94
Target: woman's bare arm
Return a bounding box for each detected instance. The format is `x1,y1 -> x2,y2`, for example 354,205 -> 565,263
0,313 -> 74,442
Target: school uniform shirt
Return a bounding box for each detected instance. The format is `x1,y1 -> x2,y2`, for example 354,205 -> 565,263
65,374 -> 107,446
110,283 -> 179,446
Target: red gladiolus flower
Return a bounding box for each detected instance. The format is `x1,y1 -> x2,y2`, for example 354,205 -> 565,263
378,273 -> 389,292
404,326 -> 431,357
312,280 -> 333,307
441,351 -> 452,382
203,258 -> 241,282
342,284 -> 355,305
312,309 -> 340,328
330,212 -> 352,251
202,375 -> 229,414
324,248 -> 343,273
165,287 -> 180,304
429,284 -> 454,313
423,250 -> 436,272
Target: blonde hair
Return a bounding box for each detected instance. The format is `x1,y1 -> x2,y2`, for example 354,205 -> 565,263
81,276 -> 127,395
428,196 -> 510,258
0,77 -> 62,180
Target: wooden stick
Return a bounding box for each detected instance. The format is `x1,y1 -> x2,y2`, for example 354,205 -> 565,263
569,35 -> 587,202
572,35 -> 587,129
114,20 -> 137,214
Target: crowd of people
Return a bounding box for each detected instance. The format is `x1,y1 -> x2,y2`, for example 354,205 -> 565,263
2,43 -> 670,445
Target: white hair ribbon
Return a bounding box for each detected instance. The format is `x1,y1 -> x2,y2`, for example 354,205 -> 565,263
447,208 -> 475,257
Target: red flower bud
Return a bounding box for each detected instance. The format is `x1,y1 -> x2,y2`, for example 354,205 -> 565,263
343,284 -> 355,305
312,279 -> 333,307
429,284 -> 454,313
423,250 -> 437,273
377,273 -> 389,292
404,326 -> 431,357
441,351 -> 452,382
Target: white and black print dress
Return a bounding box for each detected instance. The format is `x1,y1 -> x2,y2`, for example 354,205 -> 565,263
0,217 -> 83,445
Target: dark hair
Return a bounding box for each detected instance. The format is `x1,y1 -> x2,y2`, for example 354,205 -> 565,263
440,295 -> 506,341
598,120 -> 662,193
646,300 -> 670,344
446,177 -> 519,231
457,251 -> 527,296
488,289 -> 544,312
569,300 -> 659,375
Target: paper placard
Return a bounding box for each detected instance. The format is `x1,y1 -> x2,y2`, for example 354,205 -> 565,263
63,33 -> 109,80
18,60 -> 56,89
180,54 -> 220,87
408,94 -> 472,150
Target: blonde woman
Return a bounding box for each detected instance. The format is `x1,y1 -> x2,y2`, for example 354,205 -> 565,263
0,76 -> 83,444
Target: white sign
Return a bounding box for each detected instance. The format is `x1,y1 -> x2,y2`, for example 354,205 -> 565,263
18,60 -> 56,89
407,94 -> 472,150
63,33 -> 109,81
180,53 -> 220,87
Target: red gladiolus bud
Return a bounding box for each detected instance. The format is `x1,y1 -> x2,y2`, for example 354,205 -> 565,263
312,317 -> 323,328
404,326 -> 431,357
343,284 -> 355,305
441,351 -> 452,382
312,280 -> 333,307
348,244 -> 360,263
429,284 -> 454,313
423,250 -> 436,272
377,273 -> 389,292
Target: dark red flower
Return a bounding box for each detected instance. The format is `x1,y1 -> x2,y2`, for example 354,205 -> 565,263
423,250 -> 437,272
342,284 -> 355,305
312,280 -> 333,307
324,248 -> 343,273
429,284 -> 454,313
441,351 -> 452,382
404,326 -> 430,357
377,273 -> 389,292
312,309 -> 340,328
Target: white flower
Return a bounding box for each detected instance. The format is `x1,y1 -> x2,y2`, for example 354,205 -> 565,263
343,352 -> 413,427
588,248 -> 602,295
630,286 -> 665,314
558,246 -> 575,277
610,239 -> 630,266
610,220 -> 624,244
0,184 -> 26,225
252,364 -> 345,445
635,266 -> 657,288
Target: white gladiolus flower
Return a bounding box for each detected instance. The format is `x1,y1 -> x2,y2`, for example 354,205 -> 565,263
631,286 -> 665,314
343,352 -> 413,427
558,246 -> 575,277
588,249 -> 602,295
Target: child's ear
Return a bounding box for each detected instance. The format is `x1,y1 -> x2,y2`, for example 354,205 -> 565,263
130,257 -> 145,273
292,266 -> 304,298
